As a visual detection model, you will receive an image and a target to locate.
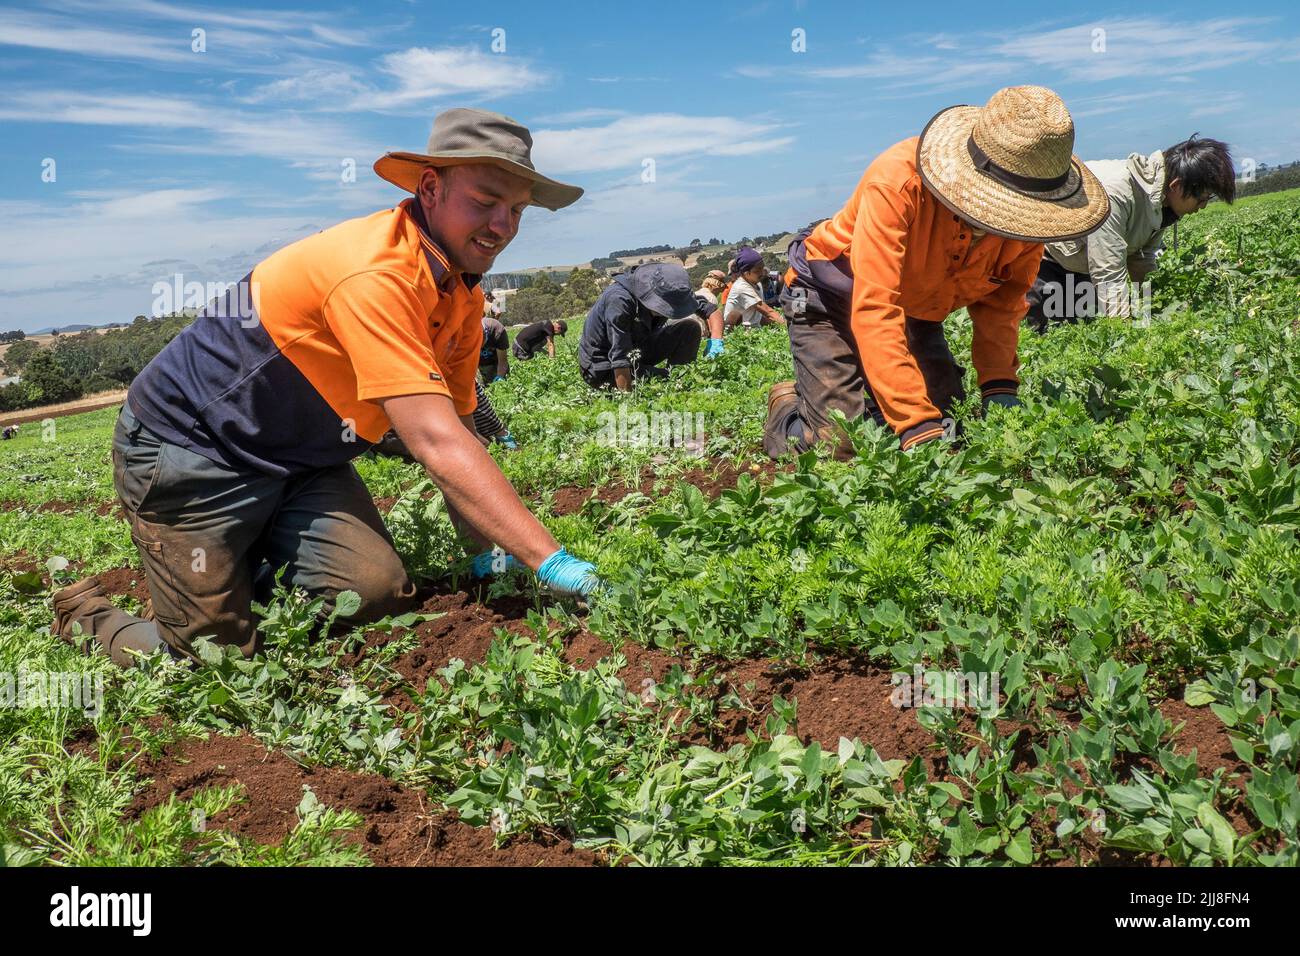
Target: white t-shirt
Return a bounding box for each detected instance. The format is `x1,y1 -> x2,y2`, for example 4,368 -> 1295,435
695,287 -> 718,307
725,277 -> 764,328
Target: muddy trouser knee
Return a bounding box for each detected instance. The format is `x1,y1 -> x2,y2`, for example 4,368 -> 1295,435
471,380 -> 506,438
764,280 -> 873,459
765,289 -> 966,456
112,404 -> 415,662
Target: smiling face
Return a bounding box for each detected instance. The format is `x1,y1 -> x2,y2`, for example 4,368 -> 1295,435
415,163 -> 534,275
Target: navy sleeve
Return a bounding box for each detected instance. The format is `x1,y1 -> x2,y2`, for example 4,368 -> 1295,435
605,299 -> 638,370
693,293 -> 717,319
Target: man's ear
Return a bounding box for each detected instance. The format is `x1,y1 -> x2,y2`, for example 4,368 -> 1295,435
416,166 -> 443,209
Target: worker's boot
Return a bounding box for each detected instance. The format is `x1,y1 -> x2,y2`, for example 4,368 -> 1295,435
763,380 -> 804,458
52,575 -> 166,667
52,576 -> 106,650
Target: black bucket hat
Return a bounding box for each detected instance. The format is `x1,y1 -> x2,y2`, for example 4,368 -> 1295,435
618,263 -> 700,320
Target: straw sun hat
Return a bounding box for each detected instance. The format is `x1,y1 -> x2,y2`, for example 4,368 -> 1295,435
374,108 -> 583,212
917,86 -> 1109,242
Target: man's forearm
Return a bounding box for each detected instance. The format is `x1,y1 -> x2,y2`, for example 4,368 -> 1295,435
613,367 -> 633,391
386,394 -> 559,569
707,310 -> 723,340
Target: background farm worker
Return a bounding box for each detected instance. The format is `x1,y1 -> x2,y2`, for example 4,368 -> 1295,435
511,318 -> 567,360
577,262 -> 718,390
484,289 -> 504,320
724,247 -> 786,331
480,315 -> 511,382
51,108 -> 600,668
763,86 -> 1110,459
694,269 -> 728,356
1025,134 -> 1236,331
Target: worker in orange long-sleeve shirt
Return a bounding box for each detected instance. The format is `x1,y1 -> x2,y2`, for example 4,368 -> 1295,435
763,86 -> 1110,458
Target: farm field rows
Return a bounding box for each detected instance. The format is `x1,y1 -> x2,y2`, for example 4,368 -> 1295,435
1,190 -> 1298,866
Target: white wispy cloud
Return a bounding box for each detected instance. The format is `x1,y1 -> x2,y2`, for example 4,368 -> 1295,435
243,46 -> 549,111
0,91 -> 378,174
532,114 -> 795,174
784,16 -> 1295,94
997,17 -> 1282,81
0,9 -> 193,63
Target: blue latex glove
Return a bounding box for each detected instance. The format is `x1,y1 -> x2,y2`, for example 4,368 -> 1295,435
536,548 -> 600,598
497,431 -> 519,450
492,375 -> 505,383
984,393 -> 1022,410
471,549 -> 520,579
704,338 -> 724,359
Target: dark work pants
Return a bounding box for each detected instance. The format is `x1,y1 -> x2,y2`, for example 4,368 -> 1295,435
1024,254 -> 1095,333
763,279 -> 965,459
580,318 -> 702,388
86,404 -> 416,662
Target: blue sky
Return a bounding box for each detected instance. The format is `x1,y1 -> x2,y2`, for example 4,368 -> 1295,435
2,0 -> 1298,333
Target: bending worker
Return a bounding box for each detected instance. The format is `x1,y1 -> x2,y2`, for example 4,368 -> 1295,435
764,86 -> 1110,458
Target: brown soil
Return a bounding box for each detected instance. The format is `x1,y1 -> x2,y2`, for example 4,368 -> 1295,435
1160,698 -> 1251,780
562,629 -> 958,776
98,566 -> 152,605
129,731 -> 601,866
550,459 -> 788,516
7,498 -> 125,519
344,586 -> 538,707
1,549 -> 46,576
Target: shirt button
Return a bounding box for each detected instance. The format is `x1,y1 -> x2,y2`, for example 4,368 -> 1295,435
433,321 -> 441,328
952,255 -> 959,260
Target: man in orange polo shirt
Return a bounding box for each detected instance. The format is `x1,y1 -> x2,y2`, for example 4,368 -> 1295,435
52,109 -> 601,667
763,86 -> 1110,458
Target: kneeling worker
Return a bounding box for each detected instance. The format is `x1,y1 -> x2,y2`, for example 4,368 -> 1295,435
577,263 -> 718,390
53,108 -> 600,667
764,86 -> 1109,458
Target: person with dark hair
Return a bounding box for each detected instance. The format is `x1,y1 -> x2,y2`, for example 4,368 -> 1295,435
1026,134 -> 1234,329
724,247 -> 785,331
578,262 -> 716,390
512,318 -> 567,359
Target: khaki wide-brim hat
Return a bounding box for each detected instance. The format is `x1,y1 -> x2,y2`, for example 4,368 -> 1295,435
917,86 -> 1109,242
374,108 -> 583,212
